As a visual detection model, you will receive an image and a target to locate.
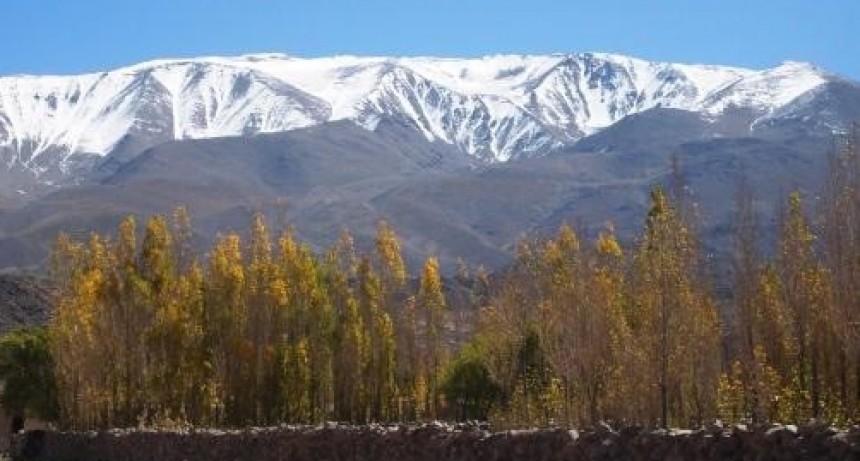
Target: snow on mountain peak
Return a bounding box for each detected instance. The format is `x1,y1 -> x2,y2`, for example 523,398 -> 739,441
0,52 -> 833,180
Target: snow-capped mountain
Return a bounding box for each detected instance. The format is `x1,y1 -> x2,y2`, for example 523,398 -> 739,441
0,52 -> 833,182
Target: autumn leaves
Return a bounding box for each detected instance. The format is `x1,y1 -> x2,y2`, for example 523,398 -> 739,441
49,216 -> 447,429
45,135 -> 860,430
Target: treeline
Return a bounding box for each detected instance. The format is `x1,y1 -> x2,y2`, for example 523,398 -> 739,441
471,135 -> 860,428
46,135 -> 860,430
50,215 -> 449,429
719,133 -> 860,426
473,187 -> 719,428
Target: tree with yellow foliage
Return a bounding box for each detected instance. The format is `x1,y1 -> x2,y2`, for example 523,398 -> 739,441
418,256 -> 446,419
631,187 -> 720,427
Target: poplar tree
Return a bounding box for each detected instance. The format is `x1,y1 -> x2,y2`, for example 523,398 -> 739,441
205,233 -> 246,424
820,131 -> 860,419
246,213 -> 274,422
633,187 -> 720,427
419,257 -> 447,418
777,192 -> 834,419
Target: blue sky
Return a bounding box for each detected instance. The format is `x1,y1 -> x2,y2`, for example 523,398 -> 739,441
2,0 -> 858,79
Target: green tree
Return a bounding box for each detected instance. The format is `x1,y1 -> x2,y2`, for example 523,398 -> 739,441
441,341 -> 501,420
0,327 -> 58,420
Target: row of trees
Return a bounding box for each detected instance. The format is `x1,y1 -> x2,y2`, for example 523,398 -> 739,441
42,133 -> 860,429
719,134 -> 860,425
466,134 -> 860,428
50,214 -> 449,429
471,188 -> 720,428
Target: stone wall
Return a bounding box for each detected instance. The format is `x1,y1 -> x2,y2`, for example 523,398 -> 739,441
13,423 -> 860,461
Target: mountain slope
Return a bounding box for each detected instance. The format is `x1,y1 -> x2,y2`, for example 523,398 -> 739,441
0,52 -> 837,194
0,53 -> 855,274
0,120 -> 477,269
0,83 -> 852,274
0,275 -> 53,333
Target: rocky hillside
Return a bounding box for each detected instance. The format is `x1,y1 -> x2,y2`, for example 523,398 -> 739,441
0,275 -> 52,334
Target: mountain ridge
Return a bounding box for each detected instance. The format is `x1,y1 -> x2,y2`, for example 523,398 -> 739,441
0,52 -> 837,190
0,52 -> 855,273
